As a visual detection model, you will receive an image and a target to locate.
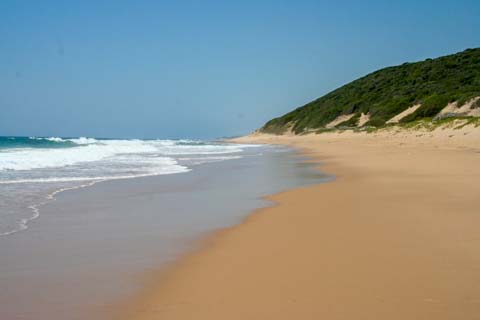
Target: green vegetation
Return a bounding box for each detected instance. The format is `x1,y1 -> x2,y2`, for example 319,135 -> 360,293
472,98 -> 480,109
261,48 -> 480,134
397,116 -> 480,131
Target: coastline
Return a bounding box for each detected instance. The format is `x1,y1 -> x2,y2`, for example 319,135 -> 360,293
123,125 -> 480,319
1,144 -> 325,320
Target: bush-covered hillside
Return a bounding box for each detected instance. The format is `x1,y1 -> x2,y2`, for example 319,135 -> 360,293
261,48 -> 480,134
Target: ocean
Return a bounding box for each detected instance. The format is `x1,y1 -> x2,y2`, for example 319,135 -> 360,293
0,136 -> 254,236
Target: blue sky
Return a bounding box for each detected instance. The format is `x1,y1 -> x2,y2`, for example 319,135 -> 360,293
1,0 -> 479,139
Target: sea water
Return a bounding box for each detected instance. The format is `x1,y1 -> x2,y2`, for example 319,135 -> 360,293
0,136 -> 253,236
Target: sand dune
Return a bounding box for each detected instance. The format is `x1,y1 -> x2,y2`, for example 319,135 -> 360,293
326,113 -> 355,128
386,104 -> 421,124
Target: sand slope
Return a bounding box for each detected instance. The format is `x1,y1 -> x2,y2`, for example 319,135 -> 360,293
125,126 -> 480,320
386,104 -> 421,123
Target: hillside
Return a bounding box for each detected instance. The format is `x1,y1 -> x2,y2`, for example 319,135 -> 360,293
261,48 -> 480,134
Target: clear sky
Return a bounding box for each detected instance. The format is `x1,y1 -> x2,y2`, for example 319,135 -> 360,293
1,1 -> 479,139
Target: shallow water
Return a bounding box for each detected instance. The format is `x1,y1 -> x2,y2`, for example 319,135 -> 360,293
0,137 -> 253,235
0,145 -> 331,320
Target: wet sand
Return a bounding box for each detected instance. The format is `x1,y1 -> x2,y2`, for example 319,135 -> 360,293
0,146 -> 328,320
126,127 -> 480,319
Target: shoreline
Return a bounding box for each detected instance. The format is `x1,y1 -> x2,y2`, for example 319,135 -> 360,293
116,156 -> 328,320
122,125 -> 480,319
1,144 -> 325,320
113,145 -> 330,320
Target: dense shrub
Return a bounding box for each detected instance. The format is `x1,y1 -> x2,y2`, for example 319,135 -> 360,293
400,94 -> 453,122
261,48 -> 480,134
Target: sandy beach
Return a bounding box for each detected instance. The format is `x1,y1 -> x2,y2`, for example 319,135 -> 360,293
124,125 -> 480,319
0,143 -> 327,320
2,2 -> 479,319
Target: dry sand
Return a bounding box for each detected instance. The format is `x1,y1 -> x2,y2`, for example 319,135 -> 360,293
326,113 -> 355,128
124,124 -> 480,320
386,104 -> 421,123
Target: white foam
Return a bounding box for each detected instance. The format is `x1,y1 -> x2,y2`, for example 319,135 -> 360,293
29,136 -> 66,142
0,180 -> 98,236
0,139 -> 260,237
158,144 -> 245,155
0,140 -> 156,171
0,140 -> 256,171
46,137 -> 65,142
0,165 -> 190,184
68,137 -> 98,144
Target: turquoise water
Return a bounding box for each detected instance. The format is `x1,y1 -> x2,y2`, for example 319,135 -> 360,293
0,136 -> 220,149
0,136 -> 76,149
